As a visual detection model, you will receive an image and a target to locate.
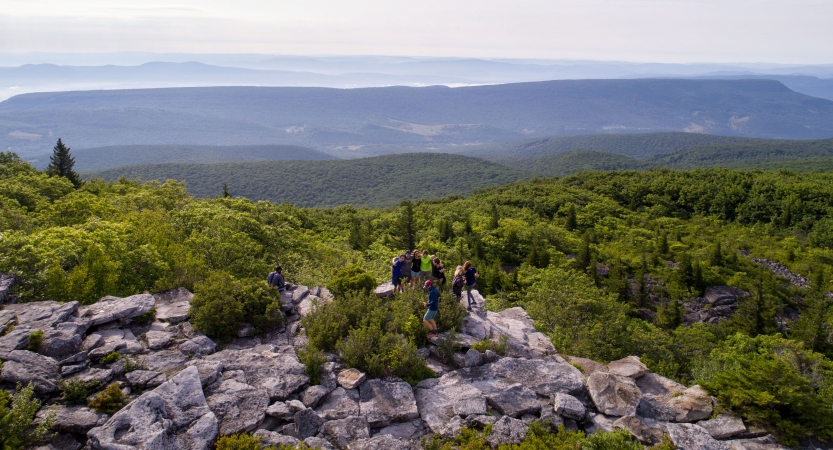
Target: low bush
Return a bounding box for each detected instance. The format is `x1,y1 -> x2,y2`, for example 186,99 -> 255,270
25,330 -> 43,351
421,422 -> 643,450
214,433 -> 267,450
88,383 -> 127,415
297,346 -> 327,385
59,379 -> 104,404
132,307 -> 156,325
190,271 -> 285,341
0,384 -> 54,450
100,351 -> 121,364
328,264 -> 377,297
471,335 -> 509,355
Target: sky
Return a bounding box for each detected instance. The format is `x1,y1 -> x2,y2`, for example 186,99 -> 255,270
2,0 -> 832,64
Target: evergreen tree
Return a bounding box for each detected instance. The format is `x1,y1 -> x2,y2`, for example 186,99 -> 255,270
437,218 -> 454,242
677,253 -> 694,289
489,204 -> 500,230
566,204 -> 577,231
577,235 -> 592,272
790,269 -> 833,356
656,298 -> 682,330
709,242 -> 723,267
526,238 -> 550,269
635,252 -> 648,307
394,200 -> 417,250
222,183 -> 230,198
46,138 -> 81,188
607,259 -> 630,303
658,232 -> 669,256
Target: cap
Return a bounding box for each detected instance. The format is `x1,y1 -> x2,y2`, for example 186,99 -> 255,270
405,250 -> 412,254
424,280 -> 433,287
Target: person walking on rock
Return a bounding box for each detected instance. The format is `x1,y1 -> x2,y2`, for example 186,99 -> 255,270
423,280 -> 439,335
463,261 -> 479,311
267,266 -> 287,293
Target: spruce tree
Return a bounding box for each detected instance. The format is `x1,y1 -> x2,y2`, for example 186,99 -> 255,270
566,204 -> 577,231
222,183 -> 230,198
46,138 -> 81,188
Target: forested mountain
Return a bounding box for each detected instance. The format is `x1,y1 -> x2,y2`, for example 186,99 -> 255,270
4,79 -> 833,156
3,151 -> 833,446
28,144 -> 335,171
85,153 -> 532,208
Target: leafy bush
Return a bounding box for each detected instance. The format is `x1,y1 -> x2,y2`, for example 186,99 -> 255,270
471,335 -> 509,355
190,271 -> 284,341
297,346 -> 327,385
328,264 -> 377,297
435,291 -> 468,333
695,333 -> 833,445
25,330 -> 43,351
434,332 -> 461,366
88,383 -> 128,415
421,422 -> 642,450
0,384 -> 54,450
215,433 -> 267,450
59,379 -> 104,404
133,307 -> 156,325
100,351 -> 121,365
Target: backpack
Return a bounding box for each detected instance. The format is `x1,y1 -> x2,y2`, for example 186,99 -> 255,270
267,271 -> 279,287
451,275 -> 464,295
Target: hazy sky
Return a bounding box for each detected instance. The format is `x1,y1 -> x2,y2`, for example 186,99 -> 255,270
2,0 -> 831,63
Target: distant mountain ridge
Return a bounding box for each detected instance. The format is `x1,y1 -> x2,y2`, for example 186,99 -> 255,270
4,79 -> 833,156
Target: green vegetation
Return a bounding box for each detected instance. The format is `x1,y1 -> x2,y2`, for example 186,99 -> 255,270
133,307 -> 156,325
25,330 -> 43,351
59,379 -> 104,404
46,138 -> 81,188
0,384 -> 54,450
88,383 -> 128,415
327,264 -> 376,297
86,153 -> 532,208
422,422 -> 645,450
100,351 -> 121,365
214,433 -> 314,450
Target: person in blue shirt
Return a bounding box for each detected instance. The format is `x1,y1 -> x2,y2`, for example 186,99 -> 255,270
267,266 -> 286,292
391,255 -> 406,294
462,261 -> 479,311
423,279 -> 440,335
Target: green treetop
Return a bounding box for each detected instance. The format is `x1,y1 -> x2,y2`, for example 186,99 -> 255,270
46,138 -> 81,188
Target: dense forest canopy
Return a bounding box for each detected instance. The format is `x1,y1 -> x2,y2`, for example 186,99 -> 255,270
2,152 -> 833,444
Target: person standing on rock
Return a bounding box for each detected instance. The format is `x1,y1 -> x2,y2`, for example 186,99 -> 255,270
431,256 -> 446,288
267,266 -> 287,293
421,250 -> 433,282
403,250 -> 414,286
451,266 -> 464,299
410,250 -> 422,287
392,255 -> 406,294
423,280 -> 440,335
463,261 -> 479,311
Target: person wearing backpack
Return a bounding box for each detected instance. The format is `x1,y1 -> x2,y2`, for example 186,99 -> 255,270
462,261 -> 479,311
422,280 -> 440,335
451,266 -> 464,300
267,266 -> 287,292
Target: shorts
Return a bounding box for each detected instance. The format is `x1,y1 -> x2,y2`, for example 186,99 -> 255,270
422,270 -> 432,278
392,276 -> 401,286
411,270 -> 421,277
423,309 -> 437,321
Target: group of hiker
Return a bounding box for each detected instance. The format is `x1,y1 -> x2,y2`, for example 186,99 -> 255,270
390,250 -> 479,335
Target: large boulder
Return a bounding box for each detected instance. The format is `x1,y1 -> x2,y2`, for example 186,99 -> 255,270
36,405 -> 109,434
40,321 -> 88,359
321,416 -> 371,449
667,385 -> 714,422
725,435 -> 788,450
337,368 -> 367,390
180,335 -> 216,355
636,395 -> 677,422
699,414 -> 747,439
205,379 -> 269,435
295,408 -> 325,440
125,370 -> 167,389
453,397 -> 488,417
485,416 -> 528,448
586,372 -> 642,417
80,294 -> 155,326
153,288 -> 193,324
142,349 -> 189,372
347,435 -> 413,450
302,384 -> 332,408
1,350 -> 59,394
606,356 -> 648,378
552,393 -> 585,420
613,415 -> 662,445
359,379 -> 419,427
252,430 -> 299,447
462,305 -> 556,358
316,387 -> 361,420
487,357 -> 585,397
204,345 -> 309,400
374,282 -> 394,298
666,423 -> 730,450
0,273 -> 20,304
87,366 -> 218,450
485,383 -> 540,418
635,372 -> 686,399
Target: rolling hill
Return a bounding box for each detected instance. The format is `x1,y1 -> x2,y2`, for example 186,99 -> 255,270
27,144 -> 336,171
84,153 -> 532,208
4,79 -> 833,156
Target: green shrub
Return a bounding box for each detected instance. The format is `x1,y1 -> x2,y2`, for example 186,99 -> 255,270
132,307 -> 156,325
328,264 -> 377,297
421,422 -> 642,450
297,346 -> 327,385
59,379 -> 104,404
0,384 -> 54,450
301,291 -> 384,352
215,433 -> 269,450
25,330 -> 43,351
435,332 -> 461,366
121,356 -> 145,373
471,335 -> 509,356
88,383 -> 127,415
190,271 -> 285,341
435,291 -> 467,333
695,333 -> 833,445
100,351 -> 121,365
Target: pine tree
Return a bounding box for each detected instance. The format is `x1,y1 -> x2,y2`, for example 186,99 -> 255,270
46,138 -> 81,188
489,204 -> 500,230
709,242 -> 723,267
658,232 -> 669,256
222,183 -> 230,198
394,200 -> 417,250
566,204 -> 577,231
656,298 -> 682,329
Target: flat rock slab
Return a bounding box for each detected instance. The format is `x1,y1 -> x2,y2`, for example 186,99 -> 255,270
1,350 -> 59,394
346,435 -> 413,450
153,288 -> 193,324
566,356 -> 608,376
80,294 -> 155,326
180,335 -> 216,356
699,414 -> 747,439
359,379 -> 419,428
204,345 -> 309,401
321,416 -> 371,449
37,405 -> 109,434
206,379 -> 269,435
607,356 -> 648,378
667,385 -> 713,422
636,372 -> 686,399
553,393 -> 585,420
453,397 -> 488,417
587,372 -> 642,417
667,423 -> 730,450
725,435 -> 788,450
486,383 -> 540,418
337,368 -> 367,390
146,330 -> 173,350
125,370 -> 167,389
87,366 -> 218,450
142,349 -> 189,372
316,387 -> 361,421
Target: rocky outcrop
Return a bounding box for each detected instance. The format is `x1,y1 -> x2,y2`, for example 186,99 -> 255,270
36,405 -> 109,434
684,286 -> 750,325
153,288 -> 193,323
79,294 -> 155,326
0,273 -> 20,304
586,372 -> 641,417
1,350 -> 60,394
359,380 -> 419,428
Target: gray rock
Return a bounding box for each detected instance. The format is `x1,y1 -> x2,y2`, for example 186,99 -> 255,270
37,405 -> 109,434
635,372 -> 686,399
185,360 -> 223,387
338,368 -> 367,390
586,372 -> 642,417
321,416 -> 371,449
146,330 -> 173,350
266,401 -> 293,420
316,387 -> 361,420
486,383 -> 540,418
206,379 -> 269,435
143,349 -> 189,372
465,349 -> 484,367
483,350 -> 499,363
4,300 -> 77,325
48,433 -> 84,450
286,399 -> 306,413
0,273 -> 20,304
0,327 -> 35,358
538,401 -> 564,430
486,416 -> 528,447
180,335 -> 216,355
59,352 -> 88,366
87,328 -> 143,360
636,395 -> 677,422
153,288 -> 193,324
606,356 -> 648,378
699,414 -> 747,439
377,419 -> 428,441
1,350 -> 59,394
80,294 -> 155,326
295,408 -> 325,440
725,435 -> 788,450
204,345 -> 309,401
125,370 -> 167,389
667,423 -> 730,450
61,363 -> 88,377
41,321 -> 88,359
705,286 -> 750,306
488,357 -> 585,397
613,415 -> 662,445
305,437 -> 336,450
667,385 -> 714,422
252,429 -> 300,447
302,384 -> 332,408
374,282 -> 394,298
347,435 -> 413,450
468,414 -> 498,428
359,379 -> 419,427
87,366 -> 218,450
586,413 -> 618,434
566,356 -> 608,376
453,397 -> 488,417
74,368 -> 114,385
552,393 -> 585,420
81,334 -> 104,352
